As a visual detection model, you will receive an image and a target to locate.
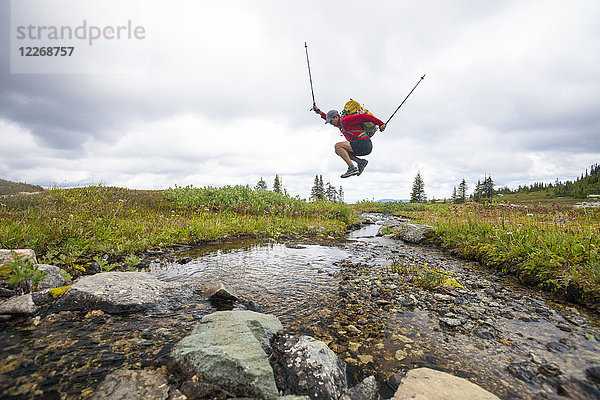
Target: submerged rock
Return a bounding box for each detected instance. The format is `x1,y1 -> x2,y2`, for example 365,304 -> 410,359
169,310 -> 283,399
91,369 -> 185,400
204,280 -> 239,301
392,368 -> 500,400
55,272 -> 168,314
342,375 -> 379,400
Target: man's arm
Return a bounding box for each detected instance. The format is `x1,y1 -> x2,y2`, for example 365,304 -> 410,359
311,105 -> 326,121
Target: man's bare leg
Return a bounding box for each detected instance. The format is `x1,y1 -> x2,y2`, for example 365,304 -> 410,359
334,141 -> 358,167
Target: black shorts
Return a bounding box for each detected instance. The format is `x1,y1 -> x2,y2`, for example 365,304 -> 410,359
350,138 -> 372,157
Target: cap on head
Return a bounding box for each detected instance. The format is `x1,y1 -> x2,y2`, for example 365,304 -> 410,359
325,109 -> 339,124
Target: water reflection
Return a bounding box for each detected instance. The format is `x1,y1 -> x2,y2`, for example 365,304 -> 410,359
149,239 -> 349,324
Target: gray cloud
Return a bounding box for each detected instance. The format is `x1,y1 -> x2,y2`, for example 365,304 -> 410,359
1,0 -> 599,201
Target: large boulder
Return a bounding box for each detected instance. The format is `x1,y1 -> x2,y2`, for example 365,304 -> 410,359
392,368 -> 500,400
378,223 -> 434,244
54,272 -> 168,313
273,334 -> 347,400
170,310 -> 283,399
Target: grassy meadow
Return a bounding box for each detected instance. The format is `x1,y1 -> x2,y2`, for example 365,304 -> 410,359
1,184 -> 599,309
360,199 -> 600,308
0,185 -> 355,277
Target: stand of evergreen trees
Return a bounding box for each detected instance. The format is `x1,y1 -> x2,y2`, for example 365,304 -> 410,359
497,164 -> 600,198
310,175 -> 344,202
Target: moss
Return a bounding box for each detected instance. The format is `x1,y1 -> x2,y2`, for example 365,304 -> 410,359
49,284 -> 73,298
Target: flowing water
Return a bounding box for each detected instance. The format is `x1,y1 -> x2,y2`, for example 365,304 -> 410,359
1,215 -> 599,399
148,238 -> 349,325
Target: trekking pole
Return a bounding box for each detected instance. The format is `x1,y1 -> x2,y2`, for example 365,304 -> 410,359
304,42 -> 317,110
385,74 -> 426,125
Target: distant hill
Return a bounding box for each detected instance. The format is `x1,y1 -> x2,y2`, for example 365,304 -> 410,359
0,178 -> 44,195
376,199 -> 408,203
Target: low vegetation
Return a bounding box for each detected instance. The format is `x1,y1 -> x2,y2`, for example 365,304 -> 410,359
0,185 -> 356,279
433,202 -> 599,307
0,252 -> 47,295
355,199 -> 600,308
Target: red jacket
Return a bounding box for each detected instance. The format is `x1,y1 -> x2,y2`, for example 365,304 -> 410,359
319,111 -> 383,141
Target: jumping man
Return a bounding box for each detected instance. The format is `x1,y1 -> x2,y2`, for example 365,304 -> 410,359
312,105 -> 386,178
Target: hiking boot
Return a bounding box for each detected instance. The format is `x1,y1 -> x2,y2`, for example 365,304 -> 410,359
357,159 -> 368,175
341,165 -> 359,178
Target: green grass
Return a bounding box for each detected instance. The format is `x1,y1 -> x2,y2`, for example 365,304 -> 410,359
354,200 -> 427,217
0,185 -> 356,278
418,202 -> 600,308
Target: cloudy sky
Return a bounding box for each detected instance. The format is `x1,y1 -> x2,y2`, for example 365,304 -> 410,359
1,0 -> 599,202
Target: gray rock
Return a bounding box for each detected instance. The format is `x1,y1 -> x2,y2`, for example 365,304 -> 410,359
204,280 -> 239,301
31,289 -> 57,307
37,264 -> 67,290
0,293 -> 39,315
440,317 -> 463,327
170,310 -> 283,399
91,369 -> 182,400
342,375 -> 379,400
392,368 -> 500,400
274,334 -> 347,400
397,223 -> 435,244
434,293 -> 454,302
55,272 -> 167,313
0,249 -> 37,266
377,223 -> 434,243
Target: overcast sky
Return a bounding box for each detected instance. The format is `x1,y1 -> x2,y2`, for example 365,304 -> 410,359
1,1 -> 599,203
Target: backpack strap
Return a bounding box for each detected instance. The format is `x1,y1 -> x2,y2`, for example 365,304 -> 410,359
340,117 -> 369,139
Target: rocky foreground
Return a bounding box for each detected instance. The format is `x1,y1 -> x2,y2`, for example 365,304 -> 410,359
2,214 -> 600,399
1,247 -> 501,399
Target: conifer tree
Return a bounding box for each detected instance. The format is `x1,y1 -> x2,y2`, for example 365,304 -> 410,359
319,175 -> 324,198
273,175 -> 282,193
310,175 -> 325,201
326,182 -> 337,202
483,176 -> 495,201
451,186 -> 457,203
310,175 -> 320,200
474,180 -> 482,202
410,172 -> 427,203
255,177 -> 267,190
458,179 -> 468,203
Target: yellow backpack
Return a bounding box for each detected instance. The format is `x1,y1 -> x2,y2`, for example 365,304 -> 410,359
341,99 -> 377,137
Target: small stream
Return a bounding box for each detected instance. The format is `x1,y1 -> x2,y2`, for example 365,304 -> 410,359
148,239 -> 348,325
1,214 -> 599,399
